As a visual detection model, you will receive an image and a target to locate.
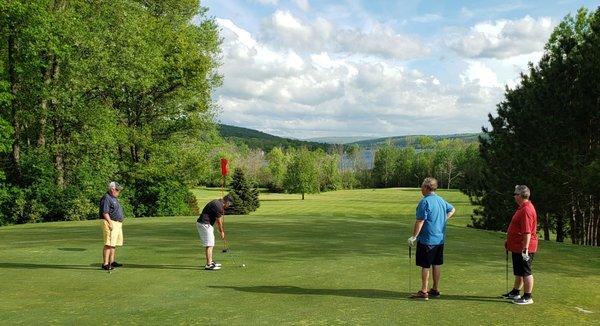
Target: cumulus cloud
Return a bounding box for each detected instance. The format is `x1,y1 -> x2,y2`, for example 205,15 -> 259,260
214,19 -> 499,138
460,61 -> 500,88
293,0 -> 310,12
262,10 -> 429,60
446,16 -> 554,59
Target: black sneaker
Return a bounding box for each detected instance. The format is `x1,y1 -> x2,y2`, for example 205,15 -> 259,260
429,289 -> 441,297
101,264 -> 114,271
110,261 -> 123,268
501,291 -> 521,300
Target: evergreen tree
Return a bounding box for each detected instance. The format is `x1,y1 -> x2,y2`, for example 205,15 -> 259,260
227,168 -> 259,215
466,7 -> 600,246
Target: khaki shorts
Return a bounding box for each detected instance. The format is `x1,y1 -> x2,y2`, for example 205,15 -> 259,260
196,222 -> 215,247
103,220 -> 123,247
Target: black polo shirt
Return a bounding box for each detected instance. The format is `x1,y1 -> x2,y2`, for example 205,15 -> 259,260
197,199 -> 224,225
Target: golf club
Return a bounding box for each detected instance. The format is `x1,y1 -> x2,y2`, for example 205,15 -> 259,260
223,238 -> 245,268
222,238 -> 229,253
408,245 -> 412,293
505,249 -> 509,293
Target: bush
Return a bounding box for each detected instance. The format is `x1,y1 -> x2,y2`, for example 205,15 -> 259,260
128,168 -> 199,217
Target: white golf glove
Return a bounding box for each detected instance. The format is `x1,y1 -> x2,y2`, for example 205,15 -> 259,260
521,249 -> 530,262
407,236 -> 417,248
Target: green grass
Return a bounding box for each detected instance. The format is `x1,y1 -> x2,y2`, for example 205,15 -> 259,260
1,188 -> 599,324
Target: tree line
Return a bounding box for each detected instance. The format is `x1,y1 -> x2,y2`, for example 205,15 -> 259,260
219,138 -> 480,199
463,8 -> 600,246
0,0 -> 223,224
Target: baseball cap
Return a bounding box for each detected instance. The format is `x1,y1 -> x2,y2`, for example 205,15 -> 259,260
108,181 -> 123,191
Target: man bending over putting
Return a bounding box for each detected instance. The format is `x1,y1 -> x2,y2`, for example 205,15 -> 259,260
408,177 -> 455,300
197,194 -> 233,270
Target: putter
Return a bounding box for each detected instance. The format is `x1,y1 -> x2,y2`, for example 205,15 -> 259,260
223,238 -> 243,267
505,249 -> 509,293
408,245 -> 412,293
222,239 -> 229,253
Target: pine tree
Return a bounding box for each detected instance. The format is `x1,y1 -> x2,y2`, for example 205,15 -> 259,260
467,7 -> 600,246
227,168 -> 260,215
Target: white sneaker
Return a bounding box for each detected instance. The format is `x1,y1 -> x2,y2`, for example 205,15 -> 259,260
211,261 -> 222,267
204,262 -> 221,270
513,297 -> 533,305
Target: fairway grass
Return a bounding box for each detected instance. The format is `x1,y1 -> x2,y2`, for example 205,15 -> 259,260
1,188 -> 599,324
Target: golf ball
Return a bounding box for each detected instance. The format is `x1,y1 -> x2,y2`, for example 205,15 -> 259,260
241,264 -> 246,267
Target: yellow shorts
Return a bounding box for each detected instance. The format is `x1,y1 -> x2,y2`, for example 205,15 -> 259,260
102,220 -> 123,247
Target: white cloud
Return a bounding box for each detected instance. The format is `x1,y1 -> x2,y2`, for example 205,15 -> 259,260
293,0 -> 310,12
460,61 -> 500,88
272,10 -> 305,30
263,10 -> 428,60
447,16 -> 554,59
214,20 -> 499,138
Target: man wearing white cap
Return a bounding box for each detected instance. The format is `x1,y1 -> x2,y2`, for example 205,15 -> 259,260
99,181 -> 125,271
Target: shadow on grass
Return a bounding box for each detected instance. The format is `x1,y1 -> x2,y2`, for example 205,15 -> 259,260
209,285 -> 505,303
0,262 -> 200,271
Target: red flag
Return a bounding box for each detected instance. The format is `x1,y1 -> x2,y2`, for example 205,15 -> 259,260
220,158 -> 229,176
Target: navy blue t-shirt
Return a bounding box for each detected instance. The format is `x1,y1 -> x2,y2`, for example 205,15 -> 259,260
99,193 -> 124,222
197,199 -> 224,225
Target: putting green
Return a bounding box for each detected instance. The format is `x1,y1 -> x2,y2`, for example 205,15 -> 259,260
0,188 -> 598,324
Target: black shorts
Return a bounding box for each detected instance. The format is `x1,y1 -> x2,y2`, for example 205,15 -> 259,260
512,252 -> 535,276
415,242 -> 444,268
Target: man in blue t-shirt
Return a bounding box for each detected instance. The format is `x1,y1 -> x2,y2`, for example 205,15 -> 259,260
407,177 -> 455,300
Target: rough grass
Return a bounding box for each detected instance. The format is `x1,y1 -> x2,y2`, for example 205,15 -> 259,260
0,188 -> 598,324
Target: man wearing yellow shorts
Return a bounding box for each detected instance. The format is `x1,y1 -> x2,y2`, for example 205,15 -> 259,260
100,181 -> 125,271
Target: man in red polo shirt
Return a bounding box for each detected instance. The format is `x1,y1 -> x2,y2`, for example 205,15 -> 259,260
502,185 -> 538,305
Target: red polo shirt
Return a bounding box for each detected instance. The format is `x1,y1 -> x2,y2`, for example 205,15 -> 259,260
506,201 -> 538,253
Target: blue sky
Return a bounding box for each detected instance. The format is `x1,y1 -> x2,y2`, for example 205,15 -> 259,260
201,0 -> 598,139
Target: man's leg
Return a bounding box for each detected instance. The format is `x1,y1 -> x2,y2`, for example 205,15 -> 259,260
421,268 -> 430,293
205,246 -> 213,266
513,276 -> 524,290
103,245 -> 112,266
432,265 -> 441,291
110,247 -> 116,264
523,275 -> 534,294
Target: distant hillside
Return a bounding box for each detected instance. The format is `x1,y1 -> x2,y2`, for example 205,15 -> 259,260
218,124 -> 330,151
306,136 -> 376,144
350,133 -> 482,148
